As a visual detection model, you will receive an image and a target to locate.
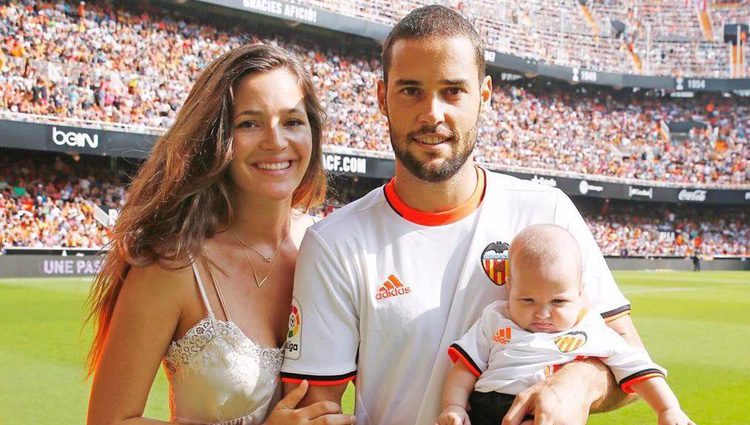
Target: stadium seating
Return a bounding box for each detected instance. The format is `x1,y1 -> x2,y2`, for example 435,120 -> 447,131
579,198 -> 748,257
294,0 -> 746,77
1,150 -> 746,255
0,151 -> 125,249
1,0 -> 747,185
0,1 -> 747,252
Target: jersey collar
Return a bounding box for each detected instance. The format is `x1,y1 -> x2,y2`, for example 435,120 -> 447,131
384,166 -> 486,226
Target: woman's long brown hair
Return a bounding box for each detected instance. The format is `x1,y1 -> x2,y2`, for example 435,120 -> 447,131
85,43 -> 327,375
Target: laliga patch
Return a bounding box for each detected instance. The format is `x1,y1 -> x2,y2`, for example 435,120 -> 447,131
481,242 -> 510,286
555,331 -> 587,353
284,297 -> 302,360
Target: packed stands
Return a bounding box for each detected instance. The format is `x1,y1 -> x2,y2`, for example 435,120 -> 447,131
0,1 -> 747,253
1,0 -> 748,186
579,198 -> 748,257
1,147 -> 747,256
0,149 -> 127,249
477,84 -> 750,186
294,0 -> 749,77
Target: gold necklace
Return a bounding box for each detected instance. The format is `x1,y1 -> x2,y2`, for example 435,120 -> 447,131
231,228 -> 290,288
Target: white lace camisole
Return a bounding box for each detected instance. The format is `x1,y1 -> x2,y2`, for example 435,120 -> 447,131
163,261 -> 284,424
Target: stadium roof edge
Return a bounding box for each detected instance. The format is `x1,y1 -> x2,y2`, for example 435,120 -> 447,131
182,0 -> 750,92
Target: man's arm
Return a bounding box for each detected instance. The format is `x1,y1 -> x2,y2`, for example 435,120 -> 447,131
502,314 -> 642,425
589,313 -> 643,412
282,382 -> 348,407
280,230 -> 359,409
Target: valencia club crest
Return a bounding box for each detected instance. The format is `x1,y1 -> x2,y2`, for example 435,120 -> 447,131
481,242 -> 510,286
555,331 -> 588,353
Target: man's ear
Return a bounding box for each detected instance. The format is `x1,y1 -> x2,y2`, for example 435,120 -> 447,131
480,75 -> 492,111
377,78 -> 388,116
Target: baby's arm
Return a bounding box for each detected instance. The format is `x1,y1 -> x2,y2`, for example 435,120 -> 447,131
437,361 -> 478,425
630,378 -> 695,425
600,321 -> 695,425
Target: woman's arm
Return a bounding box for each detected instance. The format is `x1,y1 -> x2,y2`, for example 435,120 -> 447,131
87,263 -> 187,425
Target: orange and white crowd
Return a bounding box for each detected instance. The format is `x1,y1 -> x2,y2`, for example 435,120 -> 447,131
0,1 -> 747,255
1,151 -> 747,256
1,0 -> 748,185
580,199 -> 748,257
0,152 -> 125,249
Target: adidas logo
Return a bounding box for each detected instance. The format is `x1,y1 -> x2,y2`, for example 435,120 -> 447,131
492,327 -> 512,344
376,274 -> 411,301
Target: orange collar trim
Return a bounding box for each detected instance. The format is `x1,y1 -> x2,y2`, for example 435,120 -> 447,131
384,167 -> 486,226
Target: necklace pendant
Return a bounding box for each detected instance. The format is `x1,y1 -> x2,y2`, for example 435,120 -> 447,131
252,269 -> 269,288
261,256 -> 272,263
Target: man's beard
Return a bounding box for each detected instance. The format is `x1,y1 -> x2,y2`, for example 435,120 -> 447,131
389,120 -> 478,183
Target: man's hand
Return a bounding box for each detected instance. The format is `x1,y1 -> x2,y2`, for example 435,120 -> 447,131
502,377 -> 592,425
502,358 -> 620,425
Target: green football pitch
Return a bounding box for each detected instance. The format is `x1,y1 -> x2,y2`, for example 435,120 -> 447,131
1,271 -> 748,424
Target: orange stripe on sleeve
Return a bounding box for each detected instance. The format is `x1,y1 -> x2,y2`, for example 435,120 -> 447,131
621,373 -> 664,393
619,370 -> 665,394
448,345 -> 482,378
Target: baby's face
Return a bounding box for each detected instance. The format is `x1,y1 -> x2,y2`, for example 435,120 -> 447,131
507,259 -> 583,333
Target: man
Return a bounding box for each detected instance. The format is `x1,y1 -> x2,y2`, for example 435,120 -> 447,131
281,6 -> 642,425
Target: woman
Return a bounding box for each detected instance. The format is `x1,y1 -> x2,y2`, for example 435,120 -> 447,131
86,43 -> 355,425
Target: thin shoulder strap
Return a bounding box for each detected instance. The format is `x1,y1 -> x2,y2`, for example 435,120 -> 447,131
190,260 -> 216,319
204,258 -> 232,322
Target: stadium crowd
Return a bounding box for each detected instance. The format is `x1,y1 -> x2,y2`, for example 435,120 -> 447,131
297,0 -> 746,78
580,199 -> 748,257
0,151 -> 125,249
1,0 -> 748,186
477,84 -> 749,185
0,151 -> 746,256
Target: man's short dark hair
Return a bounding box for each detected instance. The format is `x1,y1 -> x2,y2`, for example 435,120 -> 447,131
381,5 -> 486,83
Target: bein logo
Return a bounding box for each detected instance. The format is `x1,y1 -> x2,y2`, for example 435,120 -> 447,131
52,127 -> 99,148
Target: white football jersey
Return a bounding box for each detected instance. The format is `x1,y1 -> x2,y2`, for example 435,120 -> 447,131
451,300 -> 664,396
281,169 -> 629,425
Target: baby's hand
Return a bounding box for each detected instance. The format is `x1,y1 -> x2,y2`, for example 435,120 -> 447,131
436,405 -> 470,425
658,407 -> 696,425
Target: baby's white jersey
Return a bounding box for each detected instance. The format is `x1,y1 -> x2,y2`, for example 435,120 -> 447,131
450,300 -> 665,396
281,170 -> 630,425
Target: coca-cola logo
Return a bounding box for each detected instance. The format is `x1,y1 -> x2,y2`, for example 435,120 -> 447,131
678,189 -> 707,202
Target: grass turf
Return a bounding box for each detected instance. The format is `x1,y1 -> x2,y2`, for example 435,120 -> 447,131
0,271 -> 748,424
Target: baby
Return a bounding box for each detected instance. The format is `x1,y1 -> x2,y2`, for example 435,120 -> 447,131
437,224 -> 694,425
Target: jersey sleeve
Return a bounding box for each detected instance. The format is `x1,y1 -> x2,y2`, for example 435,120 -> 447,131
599,326 -> 667,394
553,189 -> 630,321
280,228 -> 359,386
447,302 -> 499,377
